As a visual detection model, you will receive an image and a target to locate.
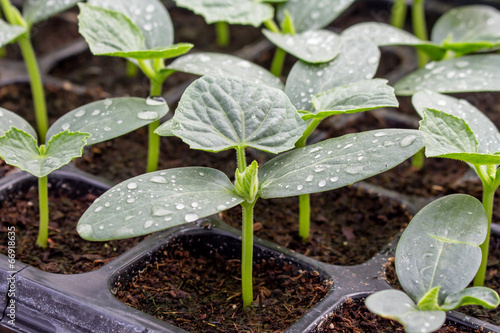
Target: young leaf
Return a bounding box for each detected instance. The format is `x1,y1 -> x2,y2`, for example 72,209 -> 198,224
77,167 -> 244,241
395,194 -> 487,305
262,29 -> 341,64
23,0 -> 81,26
285,36 -> 380,111
441,287 -> 500,311
395,55 -> 500,95
366,290 -> 446,333
416,287 -> 441,311
235,160 -> 259,203
277,0 -> 355,33
304,79 -> 398,119
258,129 -> 424,198
173,0 -> 274,27
0,128 -> 89,178
47,97 -> 169,145
0,19 -> 26,48
160,75 -> 305,154
0,107 -> 37,138
166,52 -> 284,90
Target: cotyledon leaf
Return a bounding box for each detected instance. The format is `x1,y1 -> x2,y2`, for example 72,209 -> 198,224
162,75 -> 305,154
0,107 -> 37,138
166,52 -> 283,90
77,167 -> 244,241
0,19 -> 26,48
258,129 -> 424,199
395,194 -> 487,304
23,0 -> 81,26
46,97 -> 169,145
441,287 -> 500,311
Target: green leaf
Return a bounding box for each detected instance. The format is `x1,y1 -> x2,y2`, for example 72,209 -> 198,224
341,22 -> 446,60
47,97 -> 169,145
0,19 -> 26,48
0,128 -> 89,178
277,0 -> 355,33
304,79 -> 398,119
101,44 -> 193,60
366,290 -> 446,333
173,0 -> 273,27
285,36 -> 380,111
166,52 -> 284,90
0,107 -> 37,138
395,194 -> 487,304
431,5 -> 500,54
77,167 -> 244,241
417,287 -> 441,311
441,287 -> 500,311
235,160 -> 259,203
88,0 -> 174,48
413,91 -> 500,155
23,0 -> 81,25
263,29 -> 341,63
258,129 -> 424,199
395,55 -> 500,95
164,75 -> 305,154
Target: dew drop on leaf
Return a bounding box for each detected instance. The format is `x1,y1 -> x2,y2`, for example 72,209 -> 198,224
318,180 -> 326,187
297,185 -> 304,190
152,206 -> 172,216
146,96 -> 166,106
61,123 -> 70,130
176,203 -> 185,210
144,220 -> 153,229
127,182 -> 138,190
330,176 -> 339,182
184,213 -> 199,222
137,111 -> 159,120
149,175 -> 167,183
103,99 -> 113,106
75,110 -> 86,117
400,135 -> 417,147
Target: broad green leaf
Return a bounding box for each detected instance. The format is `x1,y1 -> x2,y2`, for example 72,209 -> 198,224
262,29 -> 341,64
0,128 -> 89,177
441,287 -> 500,311
89,0 -> 174,48
94,44 -> 193,60
47,97 -> 169,145
0,107 -> 37,138
163,75 -> 305,154
166,52 -> 284,90
431,6 -> 500,54
0,19 -> 26,48
285,36 -> 380,111
277,0 -> 355,33
396,194 -> 487,304
258,129 -> 424,199
173,0 -> 273,27
304,79 -> 398,119
341,22 -> 446,61
366,290 -> 446,333
77,167 -> 244,241
155,119 -> 174,136
23,0 -> 81,25
412,91 -> 500,155
395,55 -> 500,95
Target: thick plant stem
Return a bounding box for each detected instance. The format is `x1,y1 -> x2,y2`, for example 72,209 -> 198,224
474,185 -> 495,286
146,78 -> 163,173
390,0 -> 407,29
270,47 -> 286,78
36,176 -> 49,248
298,194 -> 310,240
241,200 -> 256,309
412,0 -> 429,68
215,21 -> 230,47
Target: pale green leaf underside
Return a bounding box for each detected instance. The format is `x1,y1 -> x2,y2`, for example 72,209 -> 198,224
167,52 -> 284,90
277,0 -> 355,33
412,91 -> 500,155
174,0 -> 273,26
0,107 -> 37,138
305,79 -> 398,119
263,29 -> 341,64
167,75 -> 305,154
396,194 -> 487,304
395,55 -> 500,95
0,19 -> 26,48
258,129 -> 424,199
366,290 -> 446,333
77,167 -> 244,241
0,128 -> 88,177
97,43 -> 193,60
23,0 -> 81,25
47,97 -> 169,145
89,0 -> 174,48
285,36 -> 380,111
441,287 -> 500,311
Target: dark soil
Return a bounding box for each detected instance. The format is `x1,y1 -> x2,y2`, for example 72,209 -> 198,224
0,176 -> 144,274
222,186 -> 412,266
114,242 -> 330,332
312,298 -> 483,333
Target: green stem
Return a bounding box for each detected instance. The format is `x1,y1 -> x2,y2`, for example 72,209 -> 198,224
295,118 -> 321,148
146,78 -> 163,173
411,148 -> 425,170
270,47 -> 286,78
236,147 -> 247,172
36,175 -> 49,248
241,200 -> 256,309
474,184 -> 495,286
215,21 -> 230,47
264,19 -> 280,33
298,194 -> 310,241
390,0 -> 407,29
412,0 -> 429,68
126,60 -> 139,78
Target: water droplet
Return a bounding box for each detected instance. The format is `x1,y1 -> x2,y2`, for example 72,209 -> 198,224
455,60 -> 469,68
374,132 -> 387,137
343,143 -> 353,149
91,109 -> 100,116
94,206 -> 103,212
199,172 -> 204,176
149,175 -> 167,183
318,180 -> 326,187
146,4 -> 155,12
345,166 -> 363,174
237,60 -> 251,68
99,225 -> 104,230
146,96 -> 166,106
75,109 -> 86,117
306,175 -> 314,182
357,156 -> 364,161
400,135 -> 417,147
330,176 -> 339,182
103,99 -> 113,106
127,182 -> 138,190
144,220 -> 153,229
217,204 -> 226,210
191,202 -> 199,208
176,203 -> 185,210
152,206 -> 172,216
297,185 -> 304,190
137,111 -> 159,120
309,147 -> 322,153
104,126 -> 111,132
61,123 -> 70,131
185,213 -> 199,222
127,198 -> 136,203
143,23 -> 153,31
